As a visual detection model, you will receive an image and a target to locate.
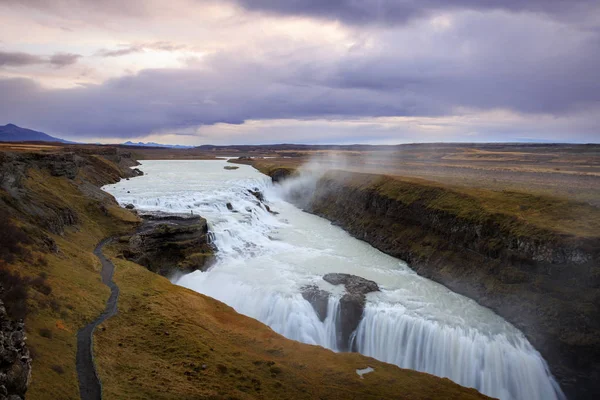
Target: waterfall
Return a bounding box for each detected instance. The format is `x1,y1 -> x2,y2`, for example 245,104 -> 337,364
178,271 -> 341,350
104,160 -> 565,400
353,302 -> 564,400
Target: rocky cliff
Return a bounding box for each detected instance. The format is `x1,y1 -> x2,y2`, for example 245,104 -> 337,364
122,213 -> 215,277
0,145 -> 143,399
267,168 -> 599,400
0,298 -> 31,400
0,147 -> 141,236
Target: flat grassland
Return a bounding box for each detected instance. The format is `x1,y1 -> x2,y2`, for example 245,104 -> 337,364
240,143 -> 600,206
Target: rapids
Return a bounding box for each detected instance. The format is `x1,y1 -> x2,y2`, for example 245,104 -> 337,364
103,159 -> 564,400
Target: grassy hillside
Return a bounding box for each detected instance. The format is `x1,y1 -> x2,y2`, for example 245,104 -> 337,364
94,245 -> 487,400
0,144 -> 490,399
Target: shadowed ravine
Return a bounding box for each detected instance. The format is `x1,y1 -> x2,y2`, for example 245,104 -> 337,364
76,239 -> 120,400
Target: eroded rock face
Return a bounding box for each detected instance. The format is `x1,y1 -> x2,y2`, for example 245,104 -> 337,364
301,285 -> 330,322
0,299 -> 31,400
0,148 -> 140,237
323,273 -> 380,351
301,274 -> 380,351
124,213 -> 215,277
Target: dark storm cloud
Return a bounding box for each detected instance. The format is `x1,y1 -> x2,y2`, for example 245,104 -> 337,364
0,62 -> 427,138
0,50 -> 81,68
233,0 -> 599,25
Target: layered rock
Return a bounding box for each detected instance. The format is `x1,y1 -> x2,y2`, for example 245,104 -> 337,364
123,213 -> 215,277
0,148 -> 139,237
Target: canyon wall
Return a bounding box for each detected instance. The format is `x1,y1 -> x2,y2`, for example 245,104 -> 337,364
268,168 -> 599,400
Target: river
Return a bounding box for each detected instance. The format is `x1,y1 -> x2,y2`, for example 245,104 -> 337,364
103,159 -> 564,400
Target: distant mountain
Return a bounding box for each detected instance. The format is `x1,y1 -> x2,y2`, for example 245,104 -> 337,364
0,123 -> 70,143
122,141 -> 195,149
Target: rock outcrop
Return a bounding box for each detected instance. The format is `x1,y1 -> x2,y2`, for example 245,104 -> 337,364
124,213 -> 215,277
301,274 -> 379,351
323,274 -> 379,351
323,273 -> 379,294
248,189 -> 265,202
301,285 -> 330,322
0,299 -> 31,400
0,148 -> 140,237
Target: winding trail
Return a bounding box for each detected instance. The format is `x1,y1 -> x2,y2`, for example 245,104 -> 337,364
76,238 -> 120,400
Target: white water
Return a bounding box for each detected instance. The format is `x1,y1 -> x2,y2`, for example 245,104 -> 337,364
103,160 -> 564,400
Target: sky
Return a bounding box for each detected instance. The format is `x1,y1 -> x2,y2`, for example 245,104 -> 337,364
0,0 -> 599,145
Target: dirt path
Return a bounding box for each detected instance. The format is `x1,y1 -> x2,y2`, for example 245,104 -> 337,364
76,238 -> 120,400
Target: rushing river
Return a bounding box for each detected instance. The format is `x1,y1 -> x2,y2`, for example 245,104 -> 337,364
104,159 -> 564,400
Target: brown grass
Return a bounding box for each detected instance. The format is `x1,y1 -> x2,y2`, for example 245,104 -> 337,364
95,244 -> 489,400
250,159 -> 600,239
0,146 -> 491,399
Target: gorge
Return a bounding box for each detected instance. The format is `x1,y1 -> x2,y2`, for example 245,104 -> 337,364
104,159 -> 566,400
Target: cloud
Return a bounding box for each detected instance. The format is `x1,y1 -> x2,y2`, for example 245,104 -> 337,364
49,52 -> 81,67
0,51 -> 44,66
7,0 -> 598,26
0,0 -> 598,144
233,0 -> 600,26
97,41 -> 188,57
0,0 -> 158,18
1,15 -> 598,141
0,50 -> 81,68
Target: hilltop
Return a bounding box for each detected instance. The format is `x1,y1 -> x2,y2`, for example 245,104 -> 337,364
0,123 -> 70,143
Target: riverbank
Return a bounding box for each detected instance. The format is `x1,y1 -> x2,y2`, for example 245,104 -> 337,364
0,144 -> 490,399
246,157 -> 600,399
